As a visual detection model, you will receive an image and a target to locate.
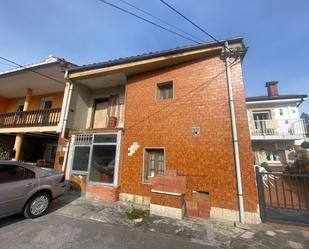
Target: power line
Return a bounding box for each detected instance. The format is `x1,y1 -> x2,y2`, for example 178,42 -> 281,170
0,56 -> 65,86
97,0 -> 201,44
159,0 -> 220,43
116,0 -> 204,43
0,62 -> 15,67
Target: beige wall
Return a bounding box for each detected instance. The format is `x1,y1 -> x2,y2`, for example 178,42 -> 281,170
252,140 -> 295,165
68,83 -> 125,130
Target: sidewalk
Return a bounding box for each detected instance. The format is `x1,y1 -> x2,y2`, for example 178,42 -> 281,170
52,193 -> 309,249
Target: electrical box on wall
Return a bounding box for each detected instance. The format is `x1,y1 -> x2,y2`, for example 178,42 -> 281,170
192,127 -> 201,137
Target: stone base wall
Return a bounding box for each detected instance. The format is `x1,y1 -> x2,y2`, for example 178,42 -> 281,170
150,203 -> 184,220
210,206 -> 261,224
119,192 -> 151,206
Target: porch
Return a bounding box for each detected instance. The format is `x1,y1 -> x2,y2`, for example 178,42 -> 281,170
0,108 -> 61,128
0,133 -> 59,167
250,119 -> 307,140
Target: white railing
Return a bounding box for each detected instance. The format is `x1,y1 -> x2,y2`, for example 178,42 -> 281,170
251,119 -> 307,137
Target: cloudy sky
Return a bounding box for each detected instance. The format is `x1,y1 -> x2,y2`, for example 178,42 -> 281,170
1,0 -> 308,112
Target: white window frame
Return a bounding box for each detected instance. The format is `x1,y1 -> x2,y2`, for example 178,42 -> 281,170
70,131 -> 122,187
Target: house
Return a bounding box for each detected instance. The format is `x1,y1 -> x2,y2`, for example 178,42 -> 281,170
62,37 -> 260,223
246,81 -> 307,171
0,56 -> 75,168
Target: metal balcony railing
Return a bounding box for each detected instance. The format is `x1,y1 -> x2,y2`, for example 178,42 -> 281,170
0,108 -> 61,128
251,119 -> 307,137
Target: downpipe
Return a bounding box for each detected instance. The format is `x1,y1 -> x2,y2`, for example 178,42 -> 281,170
61,70 -> 73,139
61,71 -> 74,175
224,41 -> 245,224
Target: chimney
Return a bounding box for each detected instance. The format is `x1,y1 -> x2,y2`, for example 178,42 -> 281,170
265,81 -> 279,96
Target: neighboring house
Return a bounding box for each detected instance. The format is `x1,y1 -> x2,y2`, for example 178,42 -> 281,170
62,37 -> 260,223
0,56 -> 75,168
246,81 -> 307,170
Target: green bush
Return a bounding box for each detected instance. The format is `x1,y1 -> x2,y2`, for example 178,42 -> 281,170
127,208 -> 149,220
301,141 -> 309,149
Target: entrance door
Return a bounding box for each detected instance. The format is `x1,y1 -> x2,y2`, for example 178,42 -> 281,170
93,99 -> 109,128
253,111 -> 271,135
39,100 -> 53,124
40,100 -> 52,110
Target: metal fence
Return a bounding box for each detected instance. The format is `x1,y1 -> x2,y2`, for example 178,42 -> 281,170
256,168 -> 309,226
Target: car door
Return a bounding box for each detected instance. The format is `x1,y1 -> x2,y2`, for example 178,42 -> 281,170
0,164 -> 37,218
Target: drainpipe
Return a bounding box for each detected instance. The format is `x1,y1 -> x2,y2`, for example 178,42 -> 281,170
62,70 -> 74,139
60,70 -> 74,173
224,41 -> 245,224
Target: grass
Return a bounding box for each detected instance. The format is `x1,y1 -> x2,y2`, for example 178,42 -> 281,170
127,208 -> 149,220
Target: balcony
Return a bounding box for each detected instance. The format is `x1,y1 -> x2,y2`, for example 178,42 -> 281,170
250,119 -> 307,140
0,108 -> 61,128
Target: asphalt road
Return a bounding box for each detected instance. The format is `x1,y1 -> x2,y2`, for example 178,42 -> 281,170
0,213 -> 213,249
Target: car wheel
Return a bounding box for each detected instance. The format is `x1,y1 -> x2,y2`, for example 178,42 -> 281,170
24,192 -> 51,219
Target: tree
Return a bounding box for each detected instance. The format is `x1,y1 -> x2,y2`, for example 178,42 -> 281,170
300,112 -> 309,137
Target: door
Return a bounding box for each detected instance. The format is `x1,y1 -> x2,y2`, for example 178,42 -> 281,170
253,111 -> 271,135
40,100 -> 52,110
92,99 -> 109,128
39,100 -> 52,124
0,164 -> 37,218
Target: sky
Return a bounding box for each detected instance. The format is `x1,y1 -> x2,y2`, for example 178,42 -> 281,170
1,0 -> 308,112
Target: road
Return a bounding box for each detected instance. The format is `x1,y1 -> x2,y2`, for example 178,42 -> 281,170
0,213 -> 213,249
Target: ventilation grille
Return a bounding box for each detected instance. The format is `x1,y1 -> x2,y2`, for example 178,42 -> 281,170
74,134 -> 93,145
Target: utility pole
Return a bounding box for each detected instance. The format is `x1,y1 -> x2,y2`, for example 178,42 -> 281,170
224,41 -> 245,224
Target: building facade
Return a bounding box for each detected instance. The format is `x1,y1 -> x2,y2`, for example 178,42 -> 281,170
0,56 -> 74,167
246,81 -> 307,171
63,38 -> 260,223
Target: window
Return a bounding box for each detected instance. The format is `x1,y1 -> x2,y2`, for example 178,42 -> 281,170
266,151 -> 283,162
40,99 -> 52,109
72,146 -> 90,172
71,133 -> 120,185
157,81 -> 173,100
0,164 -> 35,183
93,134 -> 117,143
89,145 -> 116,184
280,109 -> 283,115
144,149 -> 164,182
16,103 -> 24,112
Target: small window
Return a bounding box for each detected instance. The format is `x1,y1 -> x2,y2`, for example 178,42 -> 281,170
280,109 -> 283,115
156,81 -> 173,100
93,134 -> 117,143
144,149 -> 164,182
0,164 -> 34,183
72,146 -> 90,171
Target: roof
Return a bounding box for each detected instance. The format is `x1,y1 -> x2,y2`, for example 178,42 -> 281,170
246,94 -> 308,102
68,37 -> 244,74
0,56 -> 76,77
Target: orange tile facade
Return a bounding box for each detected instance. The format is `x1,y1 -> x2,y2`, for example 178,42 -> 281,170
86,184 -> 119,202
119,55 -> 258,212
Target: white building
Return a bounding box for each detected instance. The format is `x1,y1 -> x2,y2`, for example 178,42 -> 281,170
246,81 -> 307,170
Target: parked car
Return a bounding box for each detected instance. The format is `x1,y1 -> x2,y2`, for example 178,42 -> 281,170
0,160 -> 66,219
